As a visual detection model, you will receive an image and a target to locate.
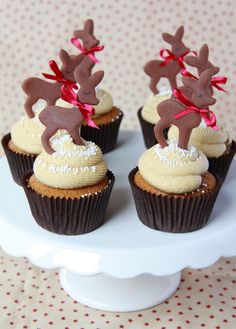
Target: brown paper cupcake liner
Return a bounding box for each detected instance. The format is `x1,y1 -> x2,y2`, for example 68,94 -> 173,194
1,133 -> 37,186
80,111 -> 123,153
208,140 -> 236,183
137,108 -> 169,149
22,170 -> 115,235
129,167 -> 221,233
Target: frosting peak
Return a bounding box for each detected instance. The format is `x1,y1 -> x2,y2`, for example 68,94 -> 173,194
168,124 -> 230,158
139,143 -> 208,194
11,108 -> 45,155
34,131 -> 107,189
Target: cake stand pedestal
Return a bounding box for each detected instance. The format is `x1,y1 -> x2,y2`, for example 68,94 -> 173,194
1,131 -> 236,312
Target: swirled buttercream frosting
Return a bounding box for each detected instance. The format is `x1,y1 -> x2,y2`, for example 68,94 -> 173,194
141,88 -> 171,124
168,123 -> 231,158
11,108 -> 45,154
138,142 -> 209,194
34,131 -> 107,189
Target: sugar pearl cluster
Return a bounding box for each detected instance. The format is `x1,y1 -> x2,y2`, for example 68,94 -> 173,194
37,158 -> 97,174
50,132 -> 98,158
154,142 -> 201,167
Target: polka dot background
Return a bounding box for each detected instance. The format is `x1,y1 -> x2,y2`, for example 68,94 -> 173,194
0,249 -> 236,329
1,1 -> 236,328
0,0 -> 236,136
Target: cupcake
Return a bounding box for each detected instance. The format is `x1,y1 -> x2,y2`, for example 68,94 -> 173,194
168,123 -> 235,182
2,105 -> 45,185
130,70 -> 222,233
140,26 -> 192,148
22,59 -> 115,234
23,131 -> 114,235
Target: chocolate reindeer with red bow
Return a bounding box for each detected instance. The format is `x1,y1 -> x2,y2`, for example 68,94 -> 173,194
22,50 -> 82,118
39,67 -> 104,154
154,69 -> 217,150
181,43 -> 227,95
72,19 -> 104,79
144,26 -> 190,94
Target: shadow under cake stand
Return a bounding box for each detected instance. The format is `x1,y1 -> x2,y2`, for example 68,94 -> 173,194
0,131 -> 236,312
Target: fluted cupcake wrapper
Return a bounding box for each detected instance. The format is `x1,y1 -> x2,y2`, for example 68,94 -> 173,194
208,140 -> 236,183
22,170 -> 115,235
137,108 -> 169,149
80,111 -> 123,153
129,167 -> 222,233
1,133 -> 37,186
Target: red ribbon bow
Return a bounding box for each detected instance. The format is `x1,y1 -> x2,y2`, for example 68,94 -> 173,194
173,88 -> 219,131
71,37 -> 104,64
159,49 -> 191,69
61,86 -> 99,129
181,69 -> 227,93
42,60 -> 78,90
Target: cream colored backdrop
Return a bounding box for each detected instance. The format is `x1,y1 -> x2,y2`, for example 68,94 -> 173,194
0,0 -> 235,137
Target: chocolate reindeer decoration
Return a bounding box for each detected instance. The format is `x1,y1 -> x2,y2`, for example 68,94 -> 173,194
39,68 -> 104,154
144,26 -> 190,94
174,44 -> 221,99
154,69 -> 217,150
72,19 -> 102,79
74,65 -> 104,104
22,50 -> 82,118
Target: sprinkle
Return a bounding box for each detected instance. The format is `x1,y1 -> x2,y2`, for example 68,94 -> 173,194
37,159 -> 97,175
49,131 -> 99,158
154,142 -> 199,167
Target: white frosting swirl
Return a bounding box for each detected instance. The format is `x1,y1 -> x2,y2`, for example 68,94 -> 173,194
168,123 -> 231,158
34,131 -> 107,189
138,142 -> 209,194
141,88 -> 171,124
11,108 -> 45,155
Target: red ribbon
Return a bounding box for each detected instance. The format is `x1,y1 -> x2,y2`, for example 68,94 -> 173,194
173,88 -> 219,130
181,69 -> 227,93
71,37 -> 104,64
61,86 -> 99,129
159,49 -> 191,69
42,60 -> 78,90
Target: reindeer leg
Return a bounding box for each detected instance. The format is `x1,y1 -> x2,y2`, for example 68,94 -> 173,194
24,97 -> 38,118
68,127 -> 84,146
154,119 -> 169,148
178,127 -> 192,150
150,77 -> 160,95
41,128 -> 58,154
47,92 -> 61,106
168,75 -> 178,90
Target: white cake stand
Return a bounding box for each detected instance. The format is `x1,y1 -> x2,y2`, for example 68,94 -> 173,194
1,131 -> 236,312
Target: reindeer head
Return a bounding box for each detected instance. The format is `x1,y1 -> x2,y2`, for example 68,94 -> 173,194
182,69 -> 216,108
162,26 -> 190,57
74,19 -> 99,50
185,44 -> 220,76
59,49 -> 83,81
74,66 -> 104,105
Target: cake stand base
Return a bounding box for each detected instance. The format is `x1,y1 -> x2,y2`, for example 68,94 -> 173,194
59,270 -> 181,312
